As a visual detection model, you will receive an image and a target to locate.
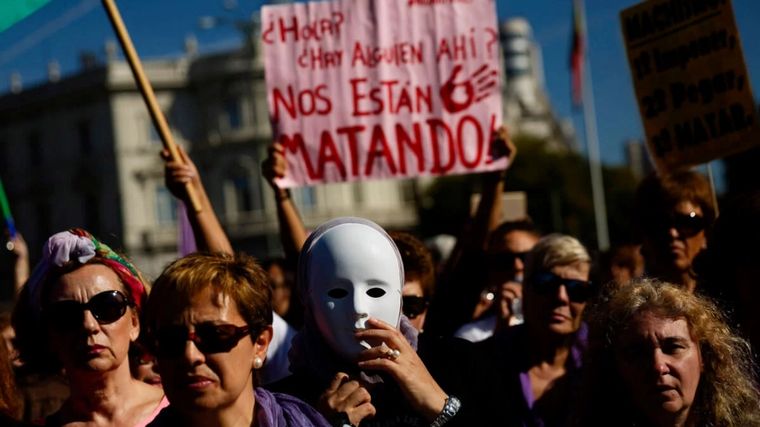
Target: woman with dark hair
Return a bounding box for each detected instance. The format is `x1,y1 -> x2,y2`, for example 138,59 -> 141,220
12,229 -> 166,426
578,278 -> 760,426
388,231 -> 436,332
143,252 -> 329,427
633,171 -> 715,292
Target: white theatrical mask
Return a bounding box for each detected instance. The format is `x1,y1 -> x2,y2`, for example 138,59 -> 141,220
305,221 -> 403,361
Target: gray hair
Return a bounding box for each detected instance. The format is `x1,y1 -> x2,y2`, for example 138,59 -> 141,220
526,233 -> 590,277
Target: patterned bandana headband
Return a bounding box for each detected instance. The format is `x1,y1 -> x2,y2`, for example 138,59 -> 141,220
27,228 -> 147,317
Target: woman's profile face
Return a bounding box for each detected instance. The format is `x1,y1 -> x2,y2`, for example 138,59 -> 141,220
45,264 -> 139,374
615,311 -> 702,426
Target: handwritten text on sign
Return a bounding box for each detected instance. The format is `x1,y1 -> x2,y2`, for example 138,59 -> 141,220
263,0 -> 505,188
621,0 -> 759,172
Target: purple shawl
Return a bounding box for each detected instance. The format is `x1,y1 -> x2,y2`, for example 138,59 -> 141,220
147,388 -> 330,427
255,387 -> 331,427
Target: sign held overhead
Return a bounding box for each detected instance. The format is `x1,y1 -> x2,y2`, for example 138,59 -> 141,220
263,0 -> 506,188
620,0 -> 759,173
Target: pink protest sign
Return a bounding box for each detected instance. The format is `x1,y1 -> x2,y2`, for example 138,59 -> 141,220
262,0 -> 505,188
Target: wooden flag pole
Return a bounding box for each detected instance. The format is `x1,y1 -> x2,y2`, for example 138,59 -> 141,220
100,0 -> 202,213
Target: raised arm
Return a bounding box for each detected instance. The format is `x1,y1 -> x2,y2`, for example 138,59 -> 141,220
471,126 -> 514,251
162,145 -> 233,255
261,142 -> 308,261
426,126 -> 516,336
446,126 -> 515,268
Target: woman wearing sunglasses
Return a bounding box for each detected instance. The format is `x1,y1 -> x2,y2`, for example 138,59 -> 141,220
388,231 -> 435,332
633,170 -> 715,293
142,252 -> 330,427
462,233 -> 593,425
12,229 -> 167,426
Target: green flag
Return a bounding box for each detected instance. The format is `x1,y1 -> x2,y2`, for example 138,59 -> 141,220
0,0 -> 52,33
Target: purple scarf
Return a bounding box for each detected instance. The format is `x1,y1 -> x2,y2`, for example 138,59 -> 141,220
255,387 -> 331,427
147,388 -> 330,427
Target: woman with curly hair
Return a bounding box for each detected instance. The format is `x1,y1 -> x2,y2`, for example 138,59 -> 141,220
0,329 -> 23,424
577,278 -> 760,426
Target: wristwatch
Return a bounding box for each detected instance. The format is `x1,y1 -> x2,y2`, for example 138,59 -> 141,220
430,395 -> 461,427
332,411 -> 355,427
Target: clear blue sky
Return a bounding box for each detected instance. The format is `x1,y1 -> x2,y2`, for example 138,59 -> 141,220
1,0 -> 759,166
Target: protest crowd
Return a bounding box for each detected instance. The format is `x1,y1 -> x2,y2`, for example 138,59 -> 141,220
2,1 -> 760,427
0,122 -> 759,427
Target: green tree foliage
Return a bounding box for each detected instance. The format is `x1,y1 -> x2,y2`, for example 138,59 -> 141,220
418,135 -> 638,250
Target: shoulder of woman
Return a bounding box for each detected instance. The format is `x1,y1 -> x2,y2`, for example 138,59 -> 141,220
134,380 -> 166,405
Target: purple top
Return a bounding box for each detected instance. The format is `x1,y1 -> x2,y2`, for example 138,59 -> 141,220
146,387 -> 330,427
517,323 -> 588,427
254,387 -> 331,427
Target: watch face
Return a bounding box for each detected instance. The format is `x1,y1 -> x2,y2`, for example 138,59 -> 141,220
432,396 -> 461,427
305,222 -> 403,361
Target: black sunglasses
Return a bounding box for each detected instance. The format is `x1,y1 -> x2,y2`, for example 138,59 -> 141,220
529,272 -> 594,302
648,211 -> 706,238
402,296 -> 429,319
44,290 -> 133,330
155,322 -> 250,358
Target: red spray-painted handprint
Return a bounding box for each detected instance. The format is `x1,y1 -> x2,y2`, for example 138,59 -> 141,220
439,64 -> 499,113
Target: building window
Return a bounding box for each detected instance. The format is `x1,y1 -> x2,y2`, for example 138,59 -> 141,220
77,120 -> 92,155
223,160 -> 262,216
28,131 -> 41,166
155,187 -> 177,225
147,119 -> 162,145
224,175 -> 253,214
295,186 -> 317,210
224,97 -> 242,130
352,183 -> 364,206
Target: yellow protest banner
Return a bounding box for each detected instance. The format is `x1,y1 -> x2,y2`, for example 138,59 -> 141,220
620,0 -> 759,172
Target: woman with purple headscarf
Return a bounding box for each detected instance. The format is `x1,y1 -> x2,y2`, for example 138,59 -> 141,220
12,229 -> 167,426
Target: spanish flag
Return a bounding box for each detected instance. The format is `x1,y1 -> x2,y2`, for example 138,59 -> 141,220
0,0 -> 52,32
570,0 -> 585,108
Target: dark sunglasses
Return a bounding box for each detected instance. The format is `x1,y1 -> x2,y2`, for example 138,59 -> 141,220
44,290 -> 133,330
529,272 -> 594,302
648,211 -> 706,238
155,322 -> 250,357
402,296 -> 429,319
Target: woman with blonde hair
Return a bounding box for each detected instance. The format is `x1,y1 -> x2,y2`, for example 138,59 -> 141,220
578,278 -> 760,426
464,233 -> 595,425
